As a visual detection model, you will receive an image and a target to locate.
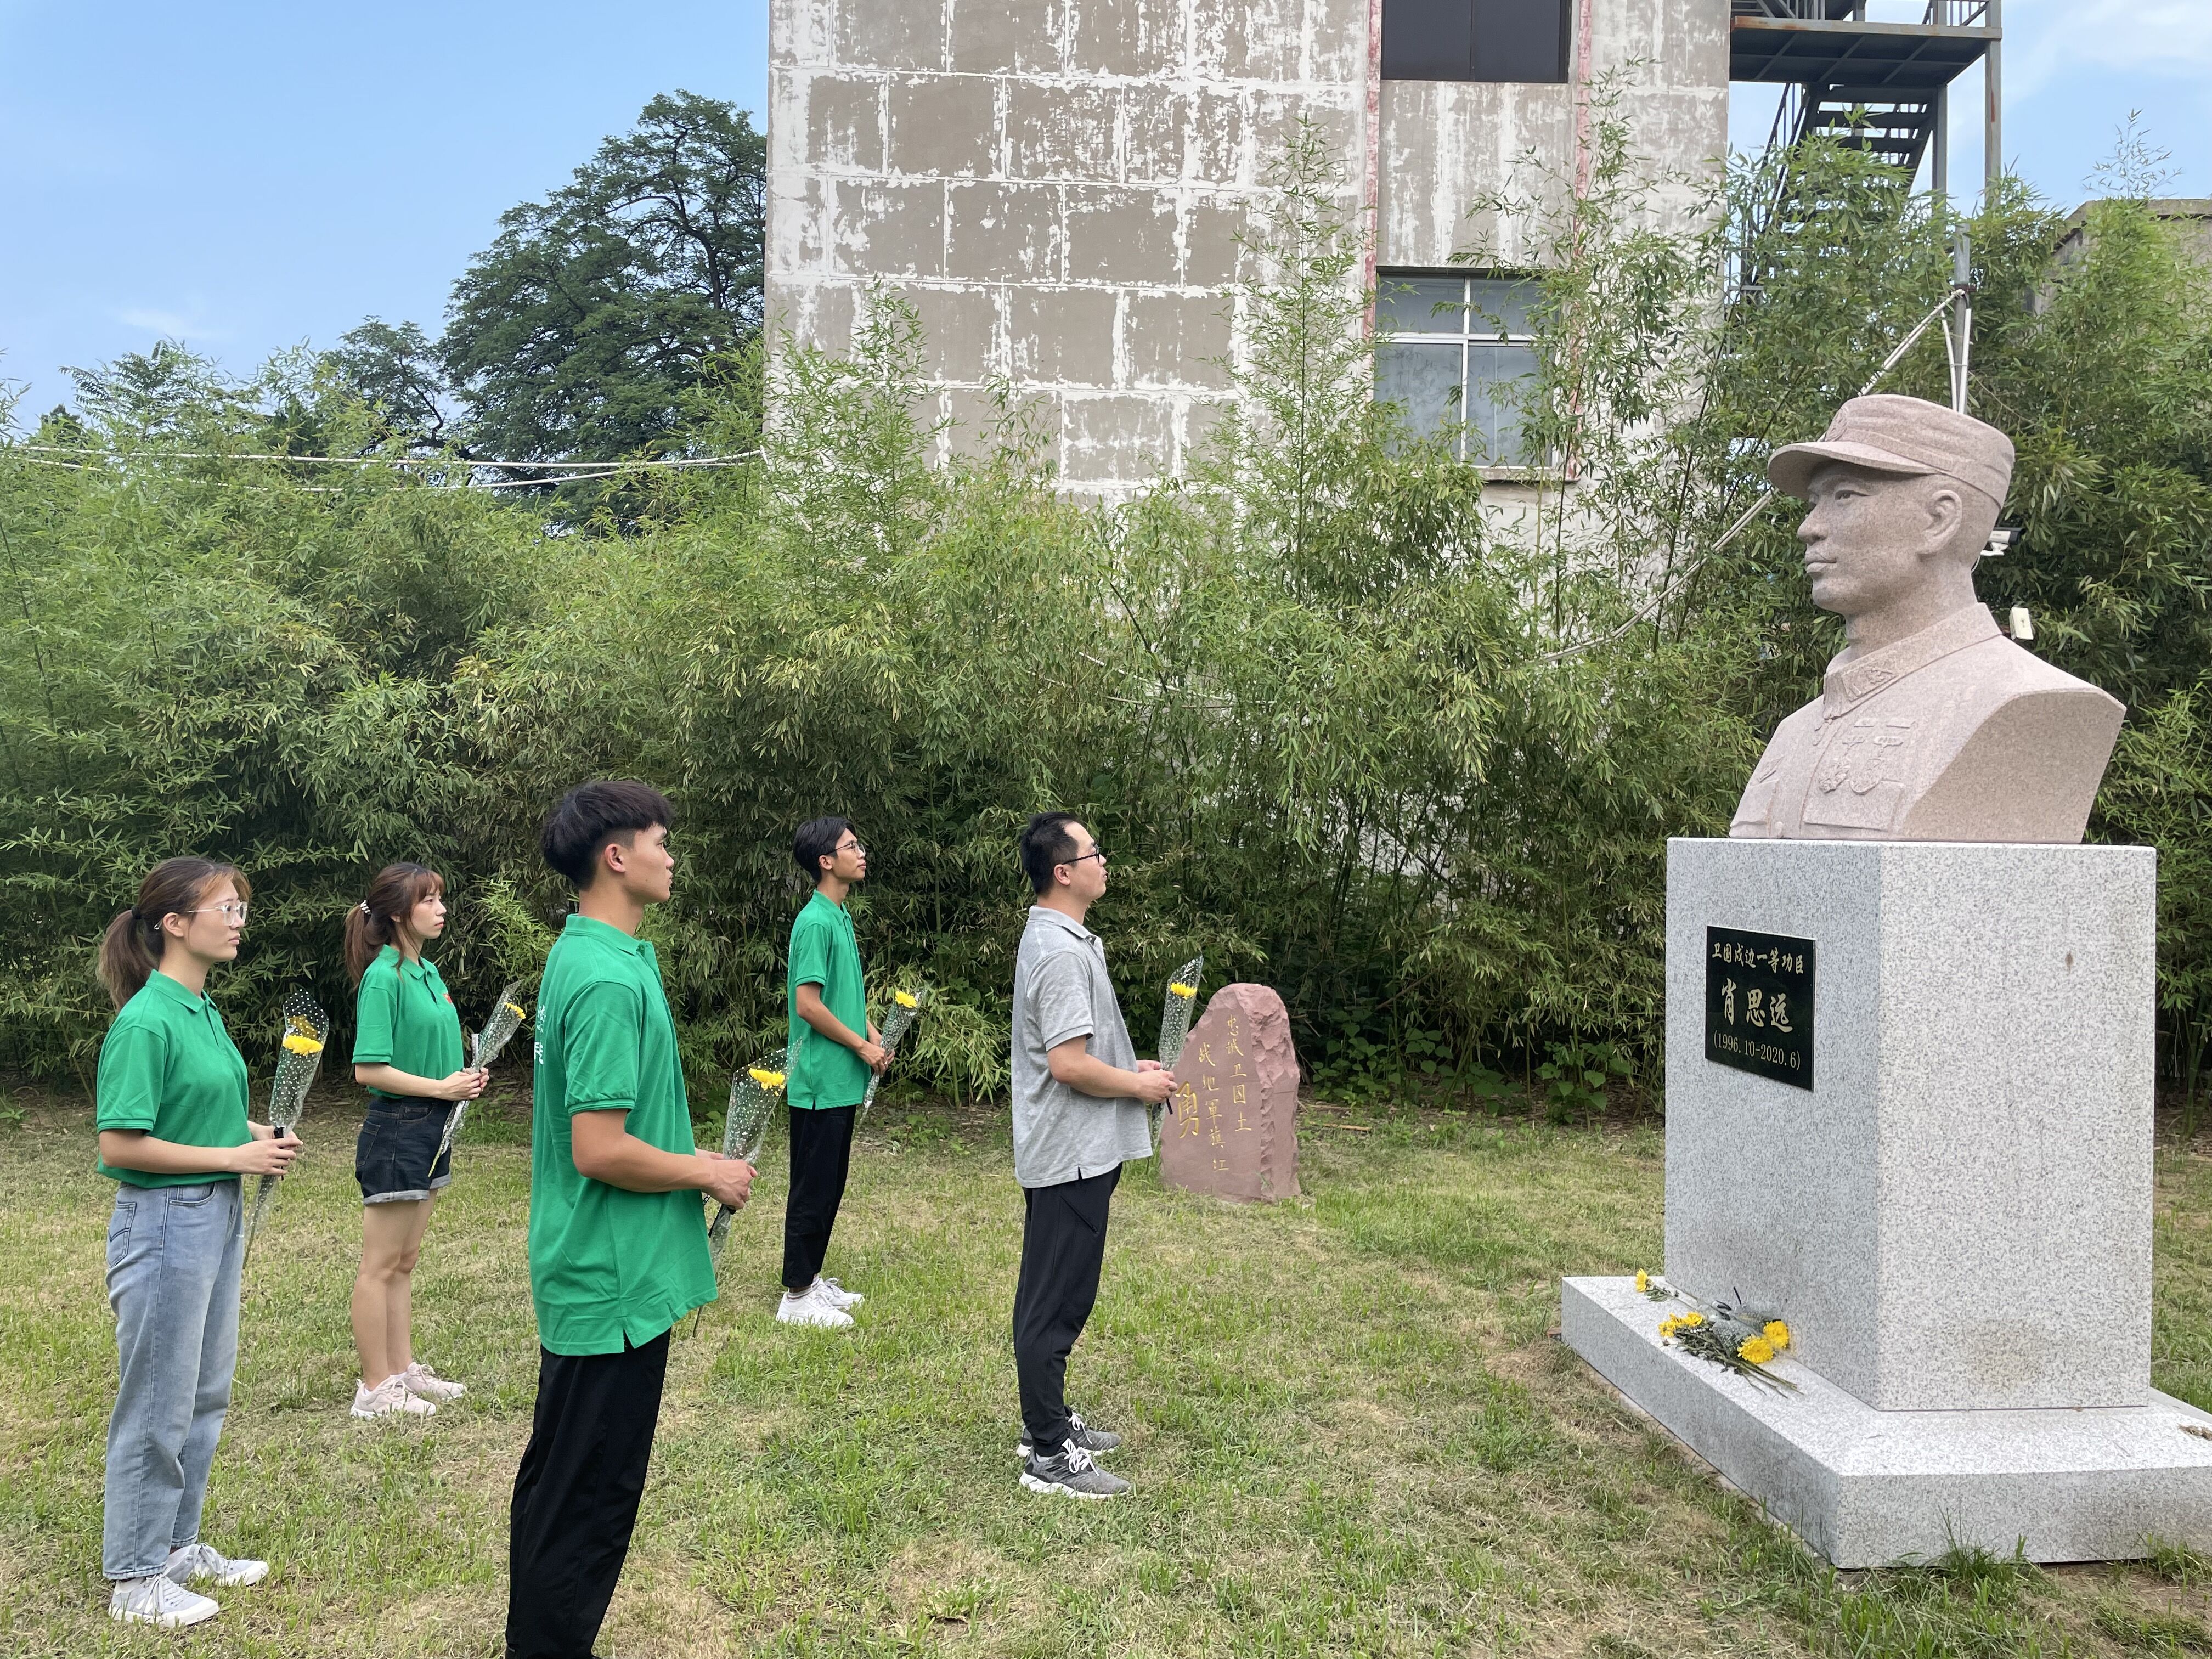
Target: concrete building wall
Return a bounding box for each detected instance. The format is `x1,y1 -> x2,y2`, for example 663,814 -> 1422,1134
1381,0 -> 1729,272
2051,198 -> 2212,277
768,0 -> 1731,495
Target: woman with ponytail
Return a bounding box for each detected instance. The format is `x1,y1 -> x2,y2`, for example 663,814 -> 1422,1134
94,857 -> 300,1630
344,863 -> 483,1420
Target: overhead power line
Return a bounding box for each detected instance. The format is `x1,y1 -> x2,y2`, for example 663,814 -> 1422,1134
3,443 -> 762,495
8,443 -> 760,472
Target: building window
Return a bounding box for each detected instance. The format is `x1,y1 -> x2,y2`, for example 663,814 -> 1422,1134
1381,0 -> 1571,83
1374,273 -> 1542,466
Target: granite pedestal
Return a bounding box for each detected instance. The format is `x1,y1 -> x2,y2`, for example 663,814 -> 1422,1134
1565,1276 -> 2212,1566
1561,838 -> 2212,1564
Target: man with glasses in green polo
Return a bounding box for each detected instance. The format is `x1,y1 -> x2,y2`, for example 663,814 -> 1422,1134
778,816 -> 885,1330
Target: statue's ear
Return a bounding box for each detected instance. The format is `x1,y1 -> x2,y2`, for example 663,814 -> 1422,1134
1923,484 -> 1970,557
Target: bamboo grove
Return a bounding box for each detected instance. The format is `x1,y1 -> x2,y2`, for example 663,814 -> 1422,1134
4,123 -> 2208,1118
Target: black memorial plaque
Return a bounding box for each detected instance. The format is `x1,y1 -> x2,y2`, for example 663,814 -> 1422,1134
1704,926 -> 1814,1091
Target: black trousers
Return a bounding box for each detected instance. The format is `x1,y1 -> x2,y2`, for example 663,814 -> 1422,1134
1012,1165 -> 1120,1454
783,1104 -> 856,1291
506,1333 -> 669,1659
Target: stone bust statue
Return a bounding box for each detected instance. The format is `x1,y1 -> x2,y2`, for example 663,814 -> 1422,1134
1731,395 -> 2123,843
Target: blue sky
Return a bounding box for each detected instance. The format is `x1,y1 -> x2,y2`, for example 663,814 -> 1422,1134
1728,1 -> 2211,208
0,1 -> 772,424
2,1 -> 2205,427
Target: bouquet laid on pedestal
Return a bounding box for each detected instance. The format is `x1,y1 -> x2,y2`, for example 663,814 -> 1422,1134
1638,1270 -> 1797,1393
243,991 -> 330,1262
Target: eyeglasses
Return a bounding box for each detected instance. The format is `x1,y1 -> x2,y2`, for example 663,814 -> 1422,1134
191,902 -> 250,924
836,839 -> 868,857
1060,849 -> 1107,868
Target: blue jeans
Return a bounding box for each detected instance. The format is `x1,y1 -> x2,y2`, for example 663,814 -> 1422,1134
103,1180 -> 243,1580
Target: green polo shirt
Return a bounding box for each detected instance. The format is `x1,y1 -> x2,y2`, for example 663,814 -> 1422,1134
94,971 -> 252,1188
528,913 -> 714,1355
352,945 -> 465,1098
787,891 -> 870,1110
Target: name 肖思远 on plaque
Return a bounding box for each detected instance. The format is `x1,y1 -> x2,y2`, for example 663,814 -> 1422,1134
1705,926 -> 1815,1091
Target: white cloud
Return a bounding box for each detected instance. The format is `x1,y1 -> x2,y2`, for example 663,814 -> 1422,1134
116,307 -> 223,340
2006,0 -> 2212,103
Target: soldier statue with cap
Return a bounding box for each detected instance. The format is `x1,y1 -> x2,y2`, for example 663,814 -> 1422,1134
1730,393 -> 2124,844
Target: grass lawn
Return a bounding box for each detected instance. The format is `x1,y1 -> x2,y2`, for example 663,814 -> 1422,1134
5,1081 -> 2212,1657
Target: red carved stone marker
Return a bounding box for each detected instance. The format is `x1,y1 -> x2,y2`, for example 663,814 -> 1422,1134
1161,984 -> 1299,1203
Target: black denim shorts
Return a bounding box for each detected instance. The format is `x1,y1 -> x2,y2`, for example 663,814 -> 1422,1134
355,1098 -> 455,1204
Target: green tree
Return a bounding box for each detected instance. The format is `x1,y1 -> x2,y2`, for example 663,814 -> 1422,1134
64,341 -> 250,439
323,319 -> 458,453
437,90 -> 766,464
8,121 -> 2207,1124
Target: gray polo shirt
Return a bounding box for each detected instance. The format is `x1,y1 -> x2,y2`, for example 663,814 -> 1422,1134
1011,905 -> 1153,1189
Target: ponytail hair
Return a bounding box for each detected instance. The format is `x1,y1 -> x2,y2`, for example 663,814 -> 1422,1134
345,862 -> 445,983
97,857 -> 251,1009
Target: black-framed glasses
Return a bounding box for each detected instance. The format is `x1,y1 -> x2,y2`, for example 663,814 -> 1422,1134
1060,848 -> 1107,868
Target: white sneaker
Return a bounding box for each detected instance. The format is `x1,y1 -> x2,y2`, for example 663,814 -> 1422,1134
165,1541 -> 268,1588
352,1374 -> 437,1418
110,1573 -> 219,1628
776,1283 -> 854,1330
813,1276 -> 864,1310
399,1361 -> 466,1402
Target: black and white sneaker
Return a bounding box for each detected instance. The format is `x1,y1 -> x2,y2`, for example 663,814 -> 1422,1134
1019,1438 -> 1131,1499
1015,1410 -> 1122,1462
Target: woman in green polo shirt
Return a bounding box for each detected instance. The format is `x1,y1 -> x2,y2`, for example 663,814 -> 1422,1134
94,856 -> 301,1630
343,862 -> 484,1420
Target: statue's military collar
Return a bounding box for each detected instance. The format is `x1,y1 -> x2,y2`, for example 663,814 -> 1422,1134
1820,604 -> 1999,718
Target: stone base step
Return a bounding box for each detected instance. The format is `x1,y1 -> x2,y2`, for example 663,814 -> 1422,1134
1562,1274 -> 2212,1566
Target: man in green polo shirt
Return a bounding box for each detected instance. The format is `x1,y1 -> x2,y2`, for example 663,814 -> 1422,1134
507,781 -> 754,1659
776,816 -> 884,1330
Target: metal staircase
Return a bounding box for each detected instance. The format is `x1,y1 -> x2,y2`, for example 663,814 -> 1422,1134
1731,2 -> 1997,184
1729,2 -> 2000,295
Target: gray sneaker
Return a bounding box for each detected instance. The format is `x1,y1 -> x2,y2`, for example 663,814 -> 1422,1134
165,1541 -> 269,1588
109,1573 -> 220,1628
1016,1410 -> 1122,1461
1020,1438 -> 1131,1499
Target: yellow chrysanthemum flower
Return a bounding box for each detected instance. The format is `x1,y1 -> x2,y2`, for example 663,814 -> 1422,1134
1764,1321 -> 1791,1351
1634,1269 -> 1650,1293
505,1001 -> 527,1019
1658,1316 -> 1681,1338
1170,982 -> 1197,998
281,1032 -> 324,1056
1738,1336 -> 1776,1365
894,990 -> 919,1009
748,1068 -> 786,1091
1677,1310 -> 1703,1327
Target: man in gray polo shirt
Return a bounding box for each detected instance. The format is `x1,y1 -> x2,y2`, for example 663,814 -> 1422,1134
1009,811 -> 1176,1499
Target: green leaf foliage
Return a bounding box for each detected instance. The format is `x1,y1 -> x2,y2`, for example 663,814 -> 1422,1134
438,90 -> 766,465
3,115 -> 2207,1113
